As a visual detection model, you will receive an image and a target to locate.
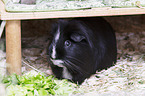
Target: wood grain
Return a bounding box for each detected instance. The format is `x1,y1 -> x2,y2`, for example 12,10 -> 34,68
6,20 -> 21,75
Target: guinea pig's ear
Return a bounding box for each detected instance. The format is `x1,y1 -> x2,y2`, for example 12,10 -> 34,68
70,33 -> 85,42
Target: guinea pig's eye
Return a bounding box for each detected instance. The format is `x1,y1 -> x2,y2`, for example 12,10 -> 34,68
65,40 -> 71,47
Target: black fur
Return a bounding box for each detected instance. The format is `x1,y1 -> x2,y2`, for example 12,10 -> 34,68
47,17 -> 117,84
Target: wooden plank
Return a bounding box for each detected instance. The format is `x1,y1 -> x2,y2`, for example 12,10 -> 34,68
0,0 -> 145,20
6,20 -> 21,75
0,0 -> 2,20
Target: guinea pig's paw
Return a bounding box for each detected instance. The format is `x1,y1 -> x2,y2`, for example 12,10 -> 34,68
50,59 -> 64,68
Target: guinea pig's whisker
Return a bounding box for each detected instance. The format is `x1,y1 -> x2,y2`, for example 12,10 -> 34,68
63,61 -> 77,73
64,60 -> 84,75
65,60 -> 81,71
64,60 -> 89,75
65,56 -> 85,65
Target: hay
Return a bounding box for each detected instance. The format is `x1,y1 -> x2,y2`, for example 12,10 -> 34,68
0,43 -> 145,95
76,56 -> 145,95
0,50 -> 6,81
3,0 -> 145,12
0,50 -> 6,96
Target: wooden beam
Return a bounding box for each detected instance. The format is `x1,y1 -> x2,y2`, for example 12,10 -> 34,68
1,7 -> 145,20
0,0 -> 145,20
6,20 -> 21,75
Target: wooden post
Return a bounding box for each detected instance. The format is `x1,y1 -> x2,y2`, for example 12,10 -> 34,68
6,20 -> 21,75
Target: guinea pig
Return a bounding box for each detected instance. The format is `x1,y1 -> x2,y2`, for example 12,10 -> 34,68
47,17 -> 117,84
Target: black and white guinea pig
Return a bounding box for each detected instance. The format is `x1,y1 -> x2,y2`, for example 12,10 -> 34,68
47,17 -> 117,84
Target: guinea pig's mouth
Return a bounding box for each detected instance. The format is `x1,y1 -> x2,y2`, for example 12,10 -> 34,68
50,59 -> 64,68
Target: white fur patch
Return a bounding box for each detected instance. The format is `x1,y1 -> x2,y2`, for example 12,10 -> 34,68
62,67 -> 73,80
52,46 -> 56,59
50,59 -> 72,80
51,28 -> 60,59
51,59 -> 64,67
55,29 -> 60,41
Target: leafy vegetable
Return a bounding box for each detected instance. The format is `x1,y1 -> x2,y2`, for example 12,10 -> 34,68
2,70 -> 77,96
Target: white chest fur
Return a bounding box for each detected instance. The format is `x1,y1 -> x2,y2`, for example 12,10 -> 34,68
50,59 -> 73,80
